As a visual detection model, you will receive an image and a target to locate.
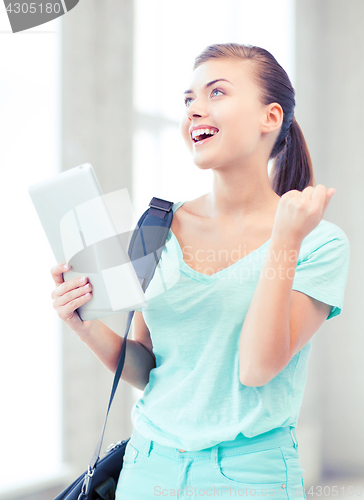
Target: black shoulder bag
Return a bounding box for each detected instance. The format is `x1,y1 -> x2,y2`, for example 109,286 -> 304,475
54,197 -> 174,500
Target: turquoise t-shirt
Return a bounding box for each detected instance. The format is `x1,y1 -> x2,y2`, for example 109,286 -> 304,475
131,200 -> 350,451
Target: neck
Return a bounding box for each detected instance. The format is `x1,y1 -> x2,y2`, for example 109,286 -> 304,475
205,162 -> 280,222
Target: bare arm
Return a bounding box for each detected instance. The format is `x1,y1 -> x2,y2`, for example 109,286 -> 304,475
239,186 -> 335,387
239,234 -> 329,386
76,318 -> 156,391
51,263 -> 156,391
238,235 -> 302,386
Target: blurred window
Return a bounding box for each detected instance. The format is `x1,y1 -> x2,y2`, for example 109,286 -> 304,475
0,13 -> 63,493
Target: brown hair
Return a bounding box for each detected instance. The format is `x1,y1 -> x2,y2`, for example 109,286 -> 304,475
193,43 -> 315,196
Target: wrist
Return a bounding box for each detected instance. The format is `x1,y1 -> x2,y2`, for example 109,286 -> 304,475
271,230 -> 303,250
269,233 -> 303,266
73,319 -> 95,340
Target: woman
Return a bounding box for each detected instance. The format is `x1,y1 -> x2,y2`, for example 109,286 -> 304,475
51,44 -> 350,499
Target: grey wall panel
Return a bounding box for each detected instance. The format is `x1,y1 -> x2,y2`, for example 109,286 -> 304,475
296,0 -> 364,479
61,0 -> 134,473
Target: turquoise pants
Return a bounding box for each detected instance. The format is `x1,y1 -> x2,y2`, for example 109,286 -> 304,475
115,425 -> 306,499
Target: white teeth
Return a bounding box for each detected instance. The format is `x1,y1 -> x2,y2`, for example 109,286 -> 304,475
191,128 -> 218,140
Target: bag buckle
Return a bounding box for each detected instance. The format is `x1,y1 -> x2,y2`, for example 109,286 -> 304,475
105,439 -> 123,454
148,197 -> 173,211
78,466 -> 95,499
149,203 -> 171,211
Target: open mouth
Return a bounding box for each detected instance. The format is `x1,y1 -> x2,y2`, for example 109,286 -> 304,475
191,128 -> 219,143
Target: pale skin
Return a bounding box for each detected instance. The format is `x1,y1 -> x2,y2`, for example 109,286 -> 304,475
50,57 -> 335,400
50,269 -> 156,391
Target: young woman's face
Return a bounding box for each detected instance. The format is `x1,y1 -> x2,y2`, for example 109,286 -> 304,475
180,58 -> 269,169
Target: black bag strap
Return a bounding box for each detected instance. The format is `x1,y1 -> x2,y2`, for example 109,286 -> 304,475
88,197 -> 174,470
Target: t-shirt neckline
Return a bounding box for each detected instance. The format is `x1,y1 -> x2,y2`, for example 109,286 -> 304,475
169,201 -> 271,282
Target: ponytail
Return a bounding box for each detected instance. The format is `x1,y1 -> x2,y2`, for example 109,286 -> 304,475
269,118 -> 315,196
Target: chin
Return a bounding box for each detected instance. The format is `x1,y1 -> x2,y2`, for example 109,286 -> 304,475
193,155 -> 220,170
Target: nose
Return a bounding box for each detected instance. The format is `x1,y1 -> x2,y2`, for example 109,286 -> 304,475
186,95 -> 207,121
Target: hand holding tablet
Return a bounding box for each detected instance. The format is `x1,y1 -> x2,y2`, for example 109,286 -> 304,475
50,263 -> 95,333
28,163 -> 148,321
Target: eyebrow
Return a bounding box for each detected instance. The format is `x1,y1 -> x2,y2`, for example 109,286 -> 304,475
183,78 -> 233,94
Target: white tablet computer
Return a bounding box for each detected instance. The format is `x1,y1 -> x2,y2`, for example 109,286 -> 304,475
28,163 -> 148,321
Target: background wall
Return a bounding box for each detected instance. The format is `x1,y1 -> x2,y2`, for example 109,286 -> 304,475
60,0 -> 135,472
295,0 -> 364,481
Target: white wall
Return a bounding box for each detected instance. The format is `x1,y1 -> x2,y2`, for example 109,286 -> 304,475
0,11 -> 63,495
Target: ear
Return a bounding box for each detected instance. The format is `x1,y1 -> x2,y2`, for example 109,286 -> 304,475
261,103 -> 283,134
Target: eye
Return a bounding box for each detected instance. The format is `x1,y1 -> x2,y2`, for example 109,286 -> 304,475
184,96 -> 193,107
211,88 -> 224,97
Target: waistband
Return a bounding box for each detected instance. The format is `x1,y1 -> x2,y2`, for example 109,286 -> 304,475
129,426 -> 299,460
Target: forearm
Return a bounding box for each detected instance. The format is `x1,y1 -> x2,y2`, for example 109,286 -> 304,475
239,235 -> 302,386
76,319 -> 156,391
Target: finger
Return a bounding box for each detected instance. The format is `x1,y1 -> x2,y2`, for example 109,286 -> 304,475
283,189 -> 300,198
51,262 -> 72,287
301,186 -> 314,201
310,184 -> 327,211
55,281 -> 92,308
53,275 -> 89,300
312,185 -> 334,217
63,292 -> 92,318
322,188 -> 336,214
54,289 -> 92,320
